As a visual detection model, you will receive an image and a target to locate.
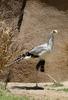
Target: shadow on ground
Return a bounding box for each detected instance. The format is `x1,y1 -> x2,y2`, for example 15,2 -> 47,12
11,85 -> 44,90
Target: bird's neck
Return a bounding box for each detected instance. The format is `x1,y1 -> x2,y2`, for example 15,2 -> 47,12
47,33 -> 54,50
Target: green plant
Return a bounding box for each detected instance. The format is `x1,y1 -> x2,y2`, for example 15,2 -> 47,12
0,88 -> 29,100
57,88 -> 68,92
51,83 -> 64,87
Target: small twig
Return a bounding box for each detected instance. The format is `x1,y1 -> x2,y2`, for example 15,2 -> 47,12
46,73 -> 58,84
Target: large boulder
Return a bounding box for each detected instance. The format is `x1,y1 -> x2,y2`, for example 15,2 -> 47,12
11,0 -> 68,82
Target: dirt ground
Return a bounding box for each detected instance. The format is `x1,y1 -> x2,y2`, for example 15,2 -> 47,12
7,81 -> 68,100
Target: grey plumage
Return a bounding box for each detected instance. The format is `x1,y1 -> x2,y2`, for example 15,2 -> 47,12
6,30 -> 58,67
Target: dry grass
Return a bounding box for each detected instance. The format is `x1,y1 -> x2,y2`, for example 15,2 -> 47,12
0,21 -> 12,70
0,0 -> 21,71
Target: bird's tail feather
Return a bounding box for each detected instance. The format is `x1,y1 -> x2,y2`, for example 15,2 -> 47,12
5,54 -> 26,67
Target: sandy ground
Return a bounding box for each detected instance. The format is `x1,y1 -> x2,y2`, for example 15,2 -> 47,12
7,82 -> 68,100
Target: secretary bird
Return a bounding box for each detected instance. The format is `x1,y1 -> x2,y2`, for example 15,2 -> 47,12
6,30 -> 58,88
6,30 -> 58,67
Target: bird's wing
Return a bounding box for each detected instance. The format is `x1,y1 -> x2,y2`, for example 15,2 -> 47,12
29,43 -> 48,55
6,43 -> 48,67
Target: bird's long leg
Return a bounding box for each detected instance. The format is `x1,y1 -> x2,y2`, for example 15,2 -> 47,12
35,70 -> 39,88
35,61 -> 40,88
35,59 -> 45,88
40,59 -> 45,72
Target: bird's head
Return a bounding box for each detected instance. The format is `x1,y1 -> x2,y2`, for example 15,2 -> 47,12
51,30 -> 58,35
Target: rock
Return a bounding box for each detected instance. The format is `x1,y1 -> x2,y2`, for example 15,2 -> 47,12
12,0 -> 68,82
